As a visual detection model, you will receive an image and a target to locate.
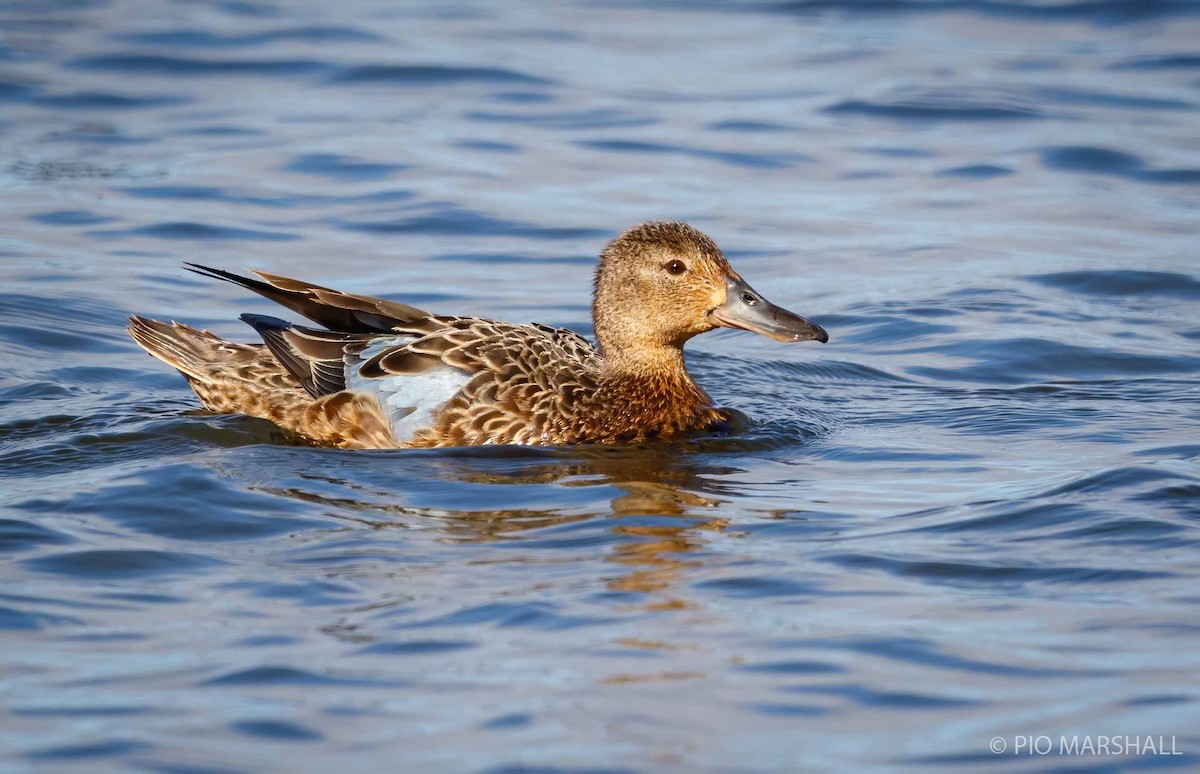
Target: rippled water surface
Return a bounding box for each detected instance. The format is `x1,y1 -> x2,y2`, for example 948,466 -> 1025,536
2,0 -> 1199,770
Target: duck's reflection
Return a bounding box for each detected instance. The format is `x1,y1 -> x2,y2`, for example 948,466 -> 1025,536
607,511 -> 730,602
240,443 -> 741,602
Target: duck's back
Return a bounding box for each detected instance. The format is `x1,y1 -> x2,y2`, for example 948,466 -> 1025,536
331,317 -> 604,447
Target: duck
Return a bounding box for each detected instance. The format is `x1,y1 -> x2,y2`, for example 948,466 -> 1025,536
128,221 -> 828,449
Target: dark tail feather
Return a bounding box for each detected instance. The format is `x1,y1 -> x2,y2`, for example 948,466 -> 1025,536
186,263 -> 430,333
240,314 -> 363,398
184,263 -> 283,303
185,264 -> 333,328
239,313 -> 322,397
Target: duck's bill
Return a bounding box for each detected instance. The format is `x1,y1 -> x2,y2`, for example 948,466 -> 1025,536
709,276 -> 829,344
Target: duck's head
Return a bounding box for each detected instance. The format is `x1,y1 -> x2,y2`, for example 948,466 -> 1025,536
592,222 -> 828,362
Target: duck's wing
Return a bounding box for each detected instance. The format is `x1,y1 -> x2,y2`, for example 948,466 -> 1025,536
186,264 -> 430,333
355,316 -> 602,445
250,314 -> 600,445
239,313 -> 372,397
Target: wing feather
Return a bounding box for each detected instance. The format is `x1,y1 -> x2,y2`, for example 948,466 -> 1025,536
185,264 -> 431,332
348,318 -> 600,445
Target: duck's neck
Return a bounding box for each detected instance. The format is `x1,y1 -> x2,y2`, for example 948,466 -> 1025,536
601,342 -> 689,380
592,344 -> 715,435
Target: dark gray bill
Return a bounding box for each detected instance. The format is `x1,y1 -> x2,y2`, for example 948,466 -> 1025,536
709,275 -> 829,344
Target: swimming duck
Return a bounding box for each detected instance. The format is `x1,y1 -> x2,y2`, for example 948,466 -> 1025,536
128,221 -> 828,449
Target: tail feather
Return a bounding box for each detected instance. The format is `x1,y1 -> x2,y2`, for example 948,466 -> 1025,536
127,313 -> 394,448
240,313 -> 377,398
127,315 -> 231,382
184,263 -> 431,333
239,313 -> 322,398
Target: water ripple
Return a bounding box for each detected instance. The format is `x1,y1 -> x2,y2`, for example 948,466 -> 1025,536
69,53 -> 330,77
906,338 -> 1200,384
327,64 -> 553,86
23,549 -> 221,579
1042,145 -> 1200,184
117,26 -> 386,47
200,666 -> 403,688
335,205 -> 607,239
1115,53 -> 1200,70
826,88 -> 1043,121
1025,270 -> 1200,298
768,0 -> 1200,24
96,221 -> 300,241
936,164 -> 1014,179
577,138 -> 811,169
284,153 -> 410,181
465,107 -> 654,130
34,91 -> 186,110
230,719 -> 323,742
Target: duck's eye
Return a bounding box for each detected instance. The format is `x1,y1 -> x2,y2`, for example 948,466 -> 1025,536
665,259 -> 687,275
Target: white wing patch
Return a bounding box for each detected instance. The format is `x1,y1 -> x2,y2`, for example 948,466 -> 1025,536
344,336 -> 471,442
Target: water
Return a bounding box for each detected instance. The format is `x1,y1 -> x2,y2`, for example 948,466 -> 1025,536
2,0 -> 1198,770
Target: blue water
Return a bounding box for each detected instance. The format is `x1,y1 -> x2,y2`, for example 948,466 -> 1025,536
2,0 -> 1199,770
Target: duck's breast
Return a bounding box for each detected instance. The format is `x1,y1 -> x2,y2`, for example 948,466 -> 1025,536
344,336 -> 471,442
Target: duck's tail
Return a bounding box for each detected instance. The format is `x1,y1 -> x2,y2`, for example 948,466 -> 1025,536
127,315 -> 304,413
128,316 -> 238,383
127,315 -> 397,448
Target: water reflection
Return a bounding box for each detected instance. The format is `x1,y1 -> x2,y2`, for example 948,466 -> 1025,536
248,444 -> 736,603
608,509 -> 729,604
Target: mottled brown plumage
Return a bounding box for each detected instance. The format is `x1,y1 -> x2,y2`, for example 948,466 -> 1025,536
128,221 -> 828,449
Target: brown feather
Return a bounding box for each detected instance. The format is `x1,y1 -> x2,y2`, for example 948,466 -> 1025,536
375,348 -> 443,376
185,264 -> 430,332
